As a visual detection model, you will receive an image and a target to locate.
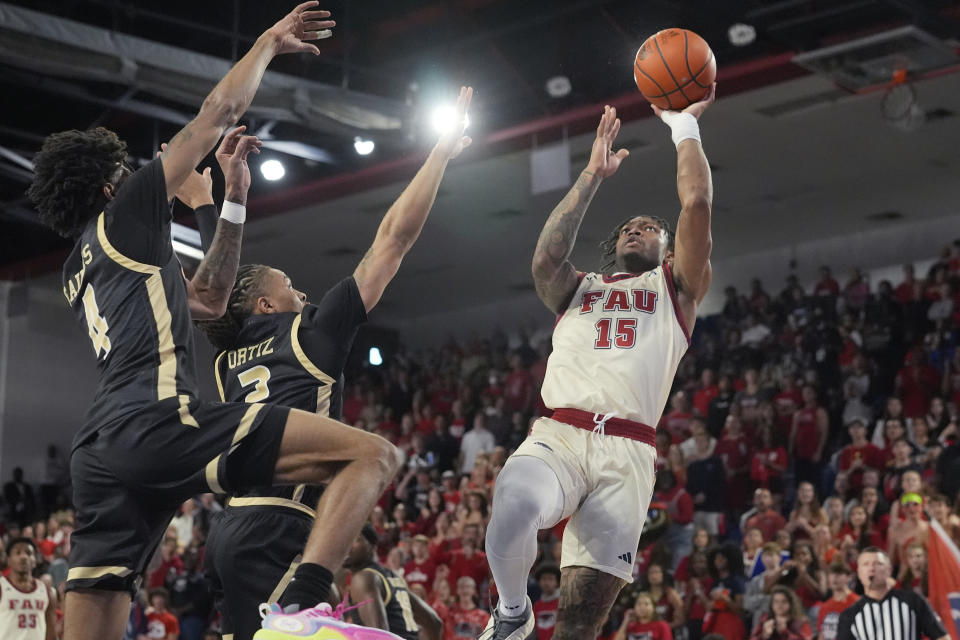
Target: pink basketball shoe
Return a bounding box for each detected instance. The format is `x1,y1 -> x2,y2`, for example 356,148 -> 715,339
253,599 -> 405,640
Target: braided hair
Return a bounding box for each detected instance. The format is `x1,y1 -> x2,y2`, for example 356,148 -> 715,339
27,128 -> 128,237
598,215 -> 675,274
195,264 -> 272,351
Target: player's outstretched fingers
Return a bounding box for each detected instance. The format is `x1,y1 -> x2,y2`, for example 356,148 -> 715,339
217,126 -> 246,157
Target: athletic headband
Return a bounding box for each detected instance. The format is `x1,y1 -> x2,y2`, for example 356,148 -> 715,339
900,492 -> 923,505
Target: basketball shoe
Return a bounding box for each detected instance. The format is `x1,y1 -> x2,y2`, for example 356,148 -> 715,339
477,596 -> 535,640
253,600 -> 404,640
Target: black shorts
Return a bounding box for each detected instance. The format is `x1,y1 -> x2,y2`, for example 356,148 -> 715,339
205,505 -> 312,640
66,398 -> 290,594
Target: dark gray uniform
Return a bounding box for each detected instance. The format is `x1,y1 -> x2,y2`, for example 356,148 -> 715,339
64,158 -> 288,594
204,278 -> 366,640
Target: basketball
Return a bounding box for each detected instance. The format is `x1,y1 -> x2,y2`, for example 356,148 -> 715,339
634,28 -> 716,110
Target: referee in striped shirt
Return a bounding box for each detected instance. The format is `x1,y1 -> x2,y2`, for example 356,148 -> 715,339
838,547 -> 948,640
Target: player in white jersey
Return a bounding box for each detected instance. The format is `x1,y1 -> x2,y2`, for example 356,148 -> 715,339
479,85 -> 716,640
0,538 -> 57,640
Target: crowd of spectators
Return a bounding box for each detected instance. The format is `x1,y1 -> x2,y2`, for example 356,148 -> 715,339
2,241 -> 960,640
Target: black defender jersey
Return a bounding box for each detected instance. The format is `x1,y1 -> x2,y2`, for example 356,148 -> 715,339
352,561 -> 419,640
214,277 -> 367,509
63,158 -> 200,448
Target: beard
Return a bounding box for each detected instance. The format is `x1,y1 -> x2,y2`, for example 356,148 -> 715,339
619,250 -> 660,275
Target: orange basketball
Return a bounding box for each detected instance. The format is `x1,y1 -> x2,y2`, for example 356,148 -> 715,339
634,28 -> 716,110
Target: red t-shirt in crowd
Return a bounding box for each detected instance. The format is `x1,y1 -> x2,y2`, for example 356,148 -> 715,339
817,592 -> 859,640
504,369 -> 533,412
656,485 -> 694,525
146,610 -> 179,639
750,446 -> 787,488
792,407 -> 820,459
446,549 -> 489,586
715,435 -> 750,473
623,619 -> 673,640
660,410 -> 693,443
773,390 -> 802,432
403,557 -> 437,592
149,556 -> 183,589
445,605 -> 491,640
693,385 -> 719,417
532,592 -> 559,640
745,509 -> 787,542
815,278 -> 840,296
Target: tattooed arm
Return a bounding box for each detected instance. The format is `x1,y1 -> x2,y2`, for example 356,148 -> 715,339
187,129 -> 261,320
531,105 -> 630,314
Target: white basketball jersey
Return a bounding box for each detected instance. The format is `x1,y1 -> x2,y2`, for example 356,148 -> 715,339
541,265 -> 690,426
0,575 -> 49,640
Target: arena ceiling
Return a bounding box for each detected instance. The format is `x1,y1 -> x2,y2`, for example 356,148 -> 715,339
1,0 -> 958,285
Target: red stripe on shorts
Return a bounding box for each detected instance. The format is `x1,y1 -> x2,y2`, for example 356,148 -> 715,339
550,407 -> 657,447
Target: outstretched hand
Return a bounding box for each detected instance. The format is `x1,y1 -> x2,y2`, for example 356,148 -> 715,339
266,1 -> 336,56
651,83 -> 716,121
586,105 -> 630,179
436,86 -> 473,160
216,126 -> 263,204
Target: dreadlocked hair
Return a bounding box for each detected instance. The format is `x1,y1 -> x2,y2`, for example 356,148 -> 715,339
598,215 -> 675,274
27,128 -> 128,238
195,264 -> 272,351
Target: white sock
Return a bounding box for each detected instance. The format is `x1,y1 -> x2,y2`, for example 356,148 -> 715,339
485,455 -> 565,617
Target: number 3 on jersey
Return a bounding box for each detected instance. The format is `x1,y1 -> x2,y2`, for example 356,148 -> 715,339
81,285 -> 111,358
595,317 -> 637,349
237,365 -> 272,402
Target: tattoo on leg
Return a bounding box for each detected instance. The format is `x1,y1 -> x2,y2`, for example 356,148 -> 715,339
553,566 -> 625,640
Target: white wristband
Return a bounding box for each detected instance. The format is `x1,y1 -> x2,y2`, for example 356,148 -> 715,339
660,111 -> 701,148
220,201 -> 246,225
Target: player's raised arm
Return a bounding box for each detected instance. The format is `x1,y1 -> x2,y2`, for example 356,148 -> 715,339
653,84 -> 716,306
161,2 -> 334,199
187,127 -> 261,320
353,86 -> 473,312
531,105 -> 630,314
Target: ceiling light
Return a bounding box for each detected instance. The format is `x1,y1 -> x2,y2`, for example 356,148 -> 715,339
260,159 -> 285,181
353,137 -> 375,156
431,105 -> 469,135
545,75 -> 572,98
728,23 -> 756,47
369,347 -> 383,366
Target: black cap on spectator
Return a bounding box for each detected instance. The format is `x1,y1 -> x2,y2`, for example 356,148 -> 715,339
361,523 -> 379,546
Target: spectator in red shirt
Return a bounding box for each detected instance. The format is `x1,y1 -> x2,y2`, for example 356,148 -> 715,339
654,470 -> 694,569
404,534 -> 439,593
894,264 -> 922,303
613,592 -> 673,640
503,353 -> 533,414
749,585 -> 812,640
773,374 -> 802,436
789,386 -> 828,486
417,404 -> 437,436
149,537 -> 182,589
750,421 -> 788,497
661,390 -> 694,443
741,488 -> 786,543
716,415 -> 752,510
837,418 -> 884,491
814,265 -> 840,298
444,523 -> 488,587
816,563 -> 858,640
146,588 -> 179,640
532,565 -> 560,640
895,349 -> 939,419
693,368 -> 719,418
444,576 -> 490,640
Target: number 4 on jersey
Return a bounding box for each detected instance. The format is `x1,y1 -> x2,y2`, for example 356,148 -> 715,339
81,285 -> 111,358
595,317 -> 637,349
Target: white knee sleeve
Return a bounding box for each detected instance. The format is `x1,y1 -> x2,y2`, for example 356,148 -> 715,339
486,456 -> 565,615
